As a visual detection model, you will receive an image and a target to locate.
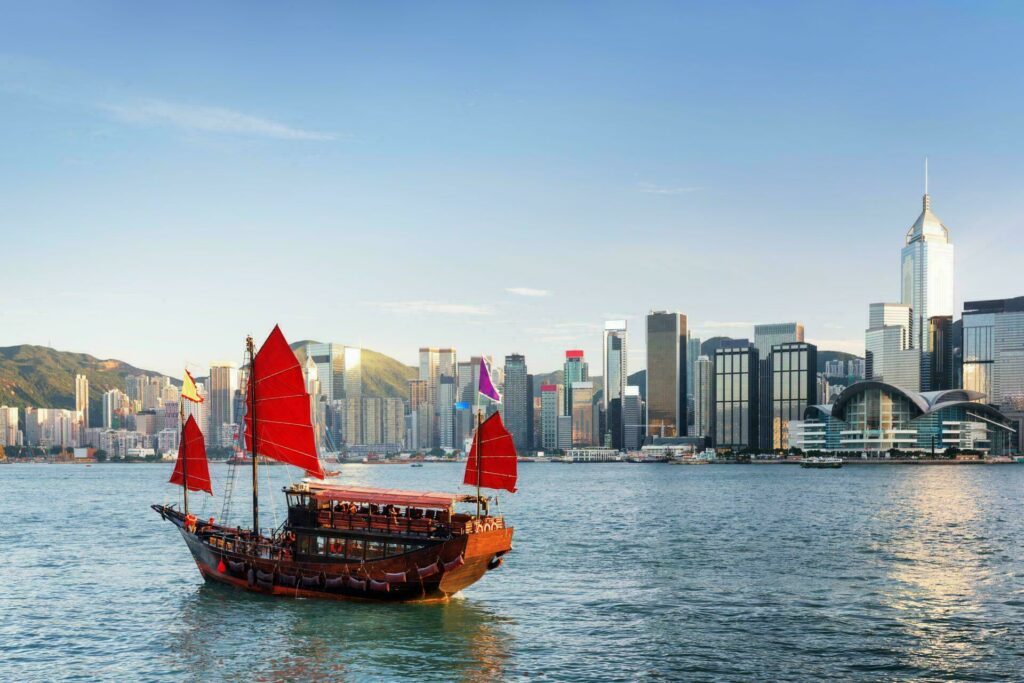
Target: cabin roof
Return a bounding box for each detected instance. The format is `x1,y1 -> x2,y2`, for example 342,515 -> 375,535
304,484 -> 470,509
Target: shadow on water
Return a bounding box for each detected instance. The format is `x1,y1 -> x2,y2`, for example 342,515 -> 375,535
168,582 -> 515,682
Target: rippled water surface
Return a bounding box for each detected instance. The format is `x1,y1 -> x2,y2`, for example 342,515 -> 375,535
2,462 -> 1024,681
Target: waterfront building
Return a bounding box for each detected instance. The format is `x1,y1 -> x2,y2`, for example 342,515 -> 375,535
74,374 -> 89,429
713,345 -> 758,451
455,360 -> 475,446
101,389 -> 128,429
692,355 -> 713,440
602,321 -> 628,449
556,414 -> 573,451
565,447 -> 621,462
961,296 -> 1024,411
24,408 -> 82,448
622,385 -> 643,450
901,185 -> 955,390
362,397 -> 382,445
570,381 -> 597,446
0,406 -> 20,446
437,377 -> 456,449
207,363 -> 237,448
540,384 -> 560,449
686,333 -> 702,432
794,382 -> 1016,455
865,302 -> 921,391
753,323 -> 803,450
342,398 -> 362,446
768,342 -> 817,450
646,311 -> 687,438
562,350 -> 589,415
503,354 -> 530,451
382,398 -> 405,447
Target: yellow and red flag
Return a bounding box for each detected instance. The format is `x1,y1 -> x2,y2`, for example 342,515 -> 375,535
181,369 -> 204,403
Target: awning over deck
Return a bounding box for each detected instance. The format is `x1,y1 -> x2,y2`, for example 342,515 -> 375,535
308,485 -> 467,509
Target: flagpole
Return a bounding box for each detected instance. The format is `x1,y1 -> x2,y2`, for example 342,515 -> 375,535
475,409 -> 482,519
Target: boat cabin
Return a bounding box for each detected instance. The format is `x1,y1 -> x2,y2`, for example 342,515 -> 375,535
282,483 -> 506,563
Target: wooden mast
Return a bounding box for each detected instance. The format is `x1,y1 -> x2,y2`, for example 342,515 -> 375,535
180,396 -> 188,515
247,335 -> 259,537
475,409 -> 482,518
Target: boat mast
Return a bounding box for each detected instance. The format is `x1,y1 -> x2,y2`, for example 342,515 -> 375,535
180,396 -> 188,515
247,335 -> 259,537
475,409 -> 482,518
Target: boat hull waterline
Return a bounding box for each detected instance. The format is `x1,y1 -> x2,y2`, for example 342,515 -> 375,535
154,506 -> 513,602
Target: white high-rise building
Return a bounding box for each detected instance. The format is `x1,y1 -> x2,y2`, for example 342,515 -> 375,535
0,406 -> 20,446
75,374 -> 89,430
603,320 -> 628,449
900,171 -> 955,390
344,347 -> 362,399
692,355 -> 713,439
865,302 -> 921,390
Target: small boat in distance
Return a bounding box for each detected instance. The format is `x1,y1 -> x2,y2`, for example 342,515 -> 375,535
800,456 -> 843,469
153,326 -> 516,602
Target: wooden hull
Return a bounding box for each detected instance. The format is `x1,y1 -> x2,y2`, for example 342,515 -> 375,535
154,506 -> 513,602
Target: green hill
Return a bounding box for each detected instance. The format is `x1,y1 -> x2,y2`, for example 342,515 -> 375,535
0,345 -> 172,426
291,340 -> 416,399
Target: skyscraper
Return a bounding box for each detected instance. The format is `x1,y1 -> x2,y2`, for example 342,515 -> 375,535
901,178 -> 955,390
503,354 -> 530,451
754,322 -> 803,450
74,374 -> 89,429
540,384 -> 560,450
0,406 -> 19,446
208,363 -> 237,448
622,385 -> 643,450
865,302 -> 921,390
713,345 -> 758,451
602,320 -> 628,449
753,323 -> 804,357
769,342 -> 817,450
102,389 -> 128,429
570,381 -> 597,446
692,355 -> 713,440
686,333 -> 702,432
961,296 -> 1024,409
362,397 -> 382,445
437,376 -> 456,449
382,398 -> 405,447
408,379 -> 429,450
344,347 -> 362,399
305,343 -> 346,402
562,350 -> 589,414
646,311 -> 687,438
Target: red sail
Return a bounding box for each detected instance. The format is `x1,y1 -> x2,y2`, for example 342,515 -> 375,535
464,412 -> 518,493
169,414 -> 213,495
244,325 -> 324,479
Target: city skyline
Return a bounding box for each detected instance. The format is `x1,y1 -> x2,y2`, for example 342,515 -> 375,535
4,3 -> 1024,377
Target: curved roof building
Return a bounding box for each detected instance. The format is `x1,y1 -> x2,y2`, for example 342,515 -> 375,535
792,381 -> 1017,455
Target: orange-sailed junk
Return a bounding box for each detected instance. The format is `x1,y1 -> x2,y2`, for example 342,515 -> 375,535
153,326 -> 515,602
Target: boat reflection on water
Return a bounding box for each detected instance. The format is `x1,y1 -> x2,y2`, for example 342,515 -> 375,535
171,582 -> 513,681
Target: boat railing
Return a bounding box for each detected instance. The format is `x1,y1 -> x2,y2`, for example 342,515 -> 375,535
314,510 -> 507,536
202,529 -> 291,561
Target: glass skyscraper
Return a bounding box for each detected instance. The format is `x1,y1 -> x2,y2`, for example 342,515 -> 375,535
962,297 -> 1024,409
503,354 -> 530,451
769,342 -> 817,450
646,311 -> 687,438
713,345 -> 758,451
901,189 -> 955,390
562,350 -> 588,415
602,320 -> 627,449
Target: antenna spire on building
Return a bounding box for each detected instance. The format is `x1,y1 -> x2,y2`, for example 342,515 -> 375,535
923,157 -> 930,209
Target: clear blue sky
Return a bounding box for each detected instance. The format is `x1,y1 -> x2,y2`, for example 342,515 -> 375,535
2,1 -> 1023,377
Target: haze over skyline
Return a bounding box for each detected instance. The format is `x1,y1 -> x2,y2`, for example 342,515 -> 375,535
3,2 -> 1023,377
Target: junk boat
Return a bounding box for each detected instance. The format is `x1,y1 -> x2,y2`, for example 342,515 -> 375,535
153,326 -> 516,602
800,456 -> 843,469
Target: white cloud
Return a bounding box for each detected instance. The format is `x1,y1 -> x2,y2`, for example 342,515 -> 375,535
505,287 -> 551,297
371,300 -> 494,316
636,182 -> 702,195
101,99 -> 336,141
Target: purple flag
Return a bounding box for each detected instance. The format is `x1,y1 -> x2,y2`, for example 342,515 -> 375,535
478,357 -> 502,402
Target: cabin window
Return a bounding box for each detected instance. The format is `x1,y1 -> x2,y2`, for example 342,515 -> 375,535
296,536 -> 311,554
347,538 -> 365,561
365,540 -> 384,561
385,542 -> 404,557
326,538 -> 346,557
315,537 -> 328,555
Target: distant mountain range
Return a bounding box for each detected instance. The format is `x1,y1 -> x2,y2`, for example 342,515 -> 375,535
0,345 -> 172,426
291,340 -> 417,399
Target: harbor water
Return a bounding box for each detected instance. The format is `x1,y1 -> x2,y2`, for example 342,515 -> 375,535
2,462 -> 1023,681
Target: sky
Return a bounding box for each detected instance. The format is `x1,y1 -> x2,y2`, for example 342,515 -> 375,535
2,1 -> 1023,377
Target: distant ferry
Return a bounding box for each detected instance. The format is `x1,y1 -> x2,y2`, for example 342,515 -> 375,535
800,456 -> 843,469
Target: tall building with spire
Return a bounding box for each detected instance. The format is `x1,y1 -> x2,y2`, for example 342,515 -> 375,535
900,163 -> 955,390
